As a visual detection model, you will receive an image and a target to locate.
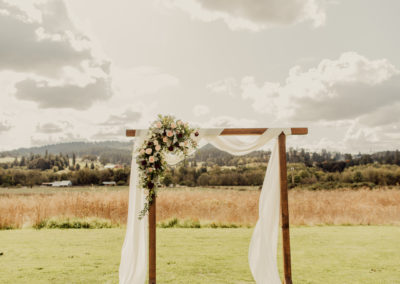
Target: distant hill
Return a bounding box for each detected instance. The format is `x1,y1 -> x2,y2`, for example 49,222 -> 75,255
2,140 -> 400,169
0,141 -> 132,157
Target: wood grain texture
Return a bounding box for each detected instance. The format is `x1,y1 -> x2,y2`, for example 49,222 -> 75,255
279,133 -> 292,284
126,128 -> 308,137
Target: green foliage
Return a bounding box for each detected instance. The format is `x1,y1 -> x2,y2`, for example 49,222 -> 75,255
157,218 -> 242,229
33,217 -> 118,229
136,115 -> 198,218
0,167 -> 130,187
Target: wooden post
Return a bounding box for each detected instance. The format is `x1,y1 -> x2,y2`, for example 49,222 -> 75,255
149,195 -> 156,284
278,132 -> 292,284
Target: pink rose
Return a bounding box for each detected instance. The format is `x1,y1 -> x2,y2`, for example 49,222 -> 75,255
154,140 -> 159,146
140,149 -> 145,155
149,156 -> 155,163
145,148 -> 152,155
156,121 -> 162,128
148,168 -> 153,173
163,137 -> 168,143
155,145 -> 161,151
177,120 -> 183,126
167,130 -> 173,137
171,123 -> 176,129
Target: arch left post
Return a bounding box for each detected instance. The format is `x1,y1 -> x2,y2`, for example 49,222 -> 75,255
149,195 -> 156,284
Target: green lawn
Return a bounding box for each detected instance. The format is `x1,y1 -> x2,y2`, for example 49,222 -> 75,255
0,227 -> 399,283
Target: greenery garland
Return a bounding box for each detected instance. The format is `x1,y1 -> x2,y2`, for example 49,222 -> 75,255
137,115 -> 199,219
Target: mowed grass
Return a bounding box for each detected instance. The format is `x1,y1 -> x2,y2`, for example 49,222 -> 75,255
0,226 -> 399,283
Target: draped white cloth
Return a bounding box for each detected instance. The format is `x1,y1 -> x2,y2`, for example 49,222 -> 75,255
119,128 -> 291,284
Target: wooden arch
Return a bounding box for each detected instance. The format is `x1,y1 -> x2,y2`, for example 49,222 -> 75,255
126,127 -> 308,284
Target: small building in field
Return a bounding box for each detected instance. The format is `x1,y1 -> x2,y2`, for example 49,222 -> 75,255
102,181 -> 116,186
51,180 -> 73,187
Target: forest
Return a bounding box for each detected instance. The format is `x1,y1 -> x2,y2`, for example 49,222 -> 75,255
1,143 -> 400,188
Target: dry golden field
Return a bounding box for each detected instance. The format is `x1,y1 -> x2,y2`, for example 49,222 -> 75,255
1,187 -> 399,229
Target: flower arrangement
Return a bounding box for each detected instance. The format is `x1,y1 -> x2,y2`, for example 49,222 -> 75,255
137,115 -> 199,219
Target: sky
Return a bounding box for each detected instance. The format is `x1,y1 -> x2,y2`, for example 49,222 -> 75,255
0,0 -> 400,153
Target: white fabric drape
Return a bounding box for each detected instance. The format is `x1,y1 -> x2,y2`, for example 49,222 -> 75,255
119,130 -> 148,284
119,128 -> 291,284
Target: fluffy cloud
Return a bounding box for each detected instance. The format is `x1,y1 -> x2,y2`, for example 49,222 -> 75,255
0,0 -> 94,76
90,128 -> 125,141
241,52 -> 400,122
112,66 -> 179,97
36,121 -> 71,133
0,0 -> 111,109
193,105 -> 210,116
203,115 -> 256,128
99,109 -> 142,126
30,132 -> 85,146
14,77 -> 110,110
164,0 -> 326,31
206,77 -> 237,96
0,121 -> 12,133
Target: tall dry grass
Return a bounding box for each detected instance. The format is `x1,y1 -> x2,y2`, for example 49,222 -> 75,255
1,188 -> 399,229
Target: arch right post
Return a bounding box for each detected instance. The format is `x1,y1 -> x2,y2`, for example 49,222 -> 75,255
278,132 -> 292,284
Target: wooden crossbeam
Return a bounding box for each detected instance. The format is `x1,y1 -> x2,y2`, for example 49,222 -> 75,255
126,127 -> 308,137
126,126 -> 308,284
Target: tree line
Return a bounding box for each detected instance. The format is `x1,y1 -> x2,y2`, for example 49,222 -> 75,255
0,168 -> 130,187
1,163 -> 400,188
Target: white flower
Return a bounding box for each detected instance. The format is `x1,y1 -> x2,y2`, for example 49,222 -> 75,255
171,122 -> 176,129
167,130 -> 173,137
154,140 -> 159,146
184,141 -> 188,146
156,121 -> 162,128
145,148 -> 152,155
149,156 -> 155,163
177,120 -> 183,126
140,149 -> 145,155
179,142 -> 184,147
155,145 -> 161,151
163,137 -> 168,143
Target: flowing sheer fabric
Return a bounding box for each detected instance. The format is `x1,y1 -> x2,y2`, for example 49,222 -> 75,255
119,128 -> 291,284
119,130 -> 148,284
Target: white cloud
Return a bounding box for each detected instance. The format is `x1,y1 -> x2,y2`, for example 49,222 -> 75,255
202,115 -> 257,128
99,109 -> 142,126
36,121 -> 71,134
241,52 -> 400,122
0,120 -> 12,133
206,77 -> 237,96
193,105 -> 210,116
90,127 -> 125,141
30,131 -> 85,147
14,77 -> 110,110
163,0 -> 326,31
111,66 -> 179,97
358,103 -> 400,127
0,0 -> 111,109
